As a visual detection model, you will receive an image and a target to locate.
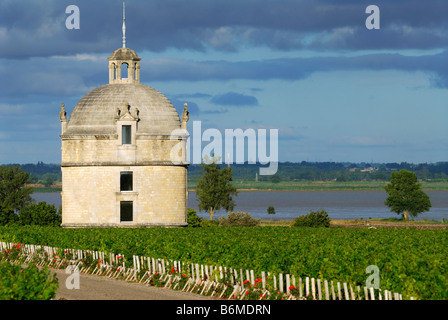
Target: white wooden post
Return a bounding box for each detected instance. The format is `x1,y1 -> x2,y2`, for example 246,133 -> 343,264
305,277 -> 309,297
311,278 -> 316,299
370,287 -> 375,300
324,280 -> 329,300
279,273 -> 284,293
337,282 -> 342,300
343,282 -> 349,300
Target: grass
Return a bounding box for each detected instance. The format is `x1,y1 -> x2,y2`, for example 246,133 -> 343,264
34,179 -> 448,193
189,179 -> 448,191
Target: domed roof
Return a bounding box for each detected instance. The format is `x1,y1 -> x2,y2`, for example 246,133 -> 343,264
108,47 -> 141,61
65,83 -> 181,135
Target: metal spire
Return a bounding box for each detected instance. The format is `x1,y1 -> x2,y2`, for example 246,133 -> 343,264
122,1 -> 126,48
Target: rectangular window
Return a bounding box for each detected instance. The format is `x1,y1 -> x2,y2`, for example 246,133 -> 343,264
120,201 -> 133,222
120,172 -> 133,191
122,125 -> 132,145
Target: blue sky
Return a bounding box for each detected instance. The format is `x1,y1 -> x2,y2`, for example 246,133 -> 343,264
0,0 -> 447,164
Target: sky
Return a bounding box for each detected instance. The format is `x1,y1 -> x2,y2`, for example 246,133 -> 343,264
0,0 -> 447,165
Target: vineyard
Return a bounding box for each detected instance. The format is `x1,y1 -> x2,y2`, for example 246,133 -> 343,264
0,225 -> 446,300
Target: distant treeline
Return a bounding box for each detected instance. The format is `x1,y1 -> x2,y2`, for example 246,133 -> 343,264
187,161 -> 448,182
4,161 -> 448,184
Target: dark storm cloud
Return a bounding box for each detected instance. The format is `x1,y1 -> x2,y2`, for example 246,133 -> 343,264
1,0 -> 447,59
1,48 -> 447,100
142,50 -> 448,87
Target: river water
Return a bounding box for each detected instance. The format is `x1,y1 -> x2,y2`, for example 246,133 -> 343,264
32,190 -> 448,221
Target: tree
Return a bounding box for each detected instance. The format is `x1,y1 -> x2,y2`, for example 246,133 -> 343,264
18,202 -> 62,226
196,157 -> 238,220
0,166 -> 33,225
384,169 -> 431,221
267,206 -> 275,215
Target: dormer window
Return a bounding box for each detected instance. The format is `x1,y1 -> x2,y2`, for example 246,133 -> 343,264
122,125 -> 132,145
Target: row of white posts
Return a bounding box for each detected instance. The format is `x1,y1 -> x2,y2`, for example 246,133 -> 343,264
0,242 -> 410,300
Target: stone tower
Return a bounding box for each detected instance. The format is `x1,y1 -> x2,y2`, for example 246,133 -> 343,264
59,16 -> 190,227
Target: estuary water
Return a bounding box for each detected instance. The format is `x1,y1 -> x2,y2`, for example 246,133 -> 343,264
32,190 -> 448,221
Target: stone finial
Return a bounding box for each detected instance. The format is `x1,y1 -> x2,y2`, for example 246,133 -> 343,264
60,103 -> 68,135
59,103 -> 67,122
181,103 -> 189,130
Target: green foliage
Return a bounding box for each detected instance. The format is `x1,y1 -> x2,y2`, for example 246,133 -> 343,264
0,165 -> 33,215
267,206 -> 275,215
196,159 -> 238,220
292,209 -> 331,228
18,202 -> 62,227
0,262 -> 59,300
199,219 -> 220,227
218,211 -> 261,227
186,208 -> 202,227
0,226 -> 446,299
385,169 -> 432,221
270,173 -> 281,183
0,204 -> 18,226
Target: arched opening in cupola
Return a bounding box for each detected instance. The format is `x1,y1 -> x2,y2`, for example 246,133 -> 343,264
121,63 -> 128,79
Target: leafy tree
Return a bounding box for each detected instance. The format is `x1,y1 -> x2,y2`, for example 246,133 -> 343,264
0,204 -> 18,226
267,206 -> 275,215
0,166 -> 33,225
18,202 -> 62,226
196,157 -> 238,220
384,169 -> 431,221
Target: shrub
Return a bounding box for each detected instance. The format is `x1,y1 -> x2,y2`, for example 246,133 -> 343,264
292,209 -> 331,228
219,211 -> 260,227
0,204 -> 18,226
199,219 -> 220,227
0,262 -> 59,300
18,202 -> 62,226
187,208 -> 203,227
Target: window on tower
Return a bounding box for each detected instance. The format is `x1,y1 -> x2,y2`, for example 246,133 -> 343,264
120,201 -> 133,222
120,171 -> 133,191
122,125 -> 131,145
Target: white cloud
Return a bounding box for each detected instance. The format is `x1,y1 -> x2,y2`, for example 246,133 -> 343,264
53,54 -> 107,62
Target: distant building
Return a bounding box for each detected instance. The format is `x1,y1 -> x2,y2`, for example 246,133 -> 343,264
59,7 -> 189,227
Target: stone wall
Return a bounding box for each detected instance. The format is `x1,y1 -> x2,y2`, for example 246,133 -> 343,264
61,165 -> 187,227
